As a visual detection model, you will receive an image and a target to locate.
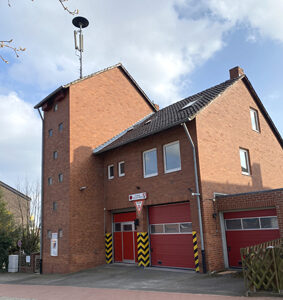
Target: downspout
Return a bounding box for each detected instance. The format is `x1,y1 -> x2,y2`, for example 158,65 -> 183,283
37,108 -> 44,274
181,122 -> 207,273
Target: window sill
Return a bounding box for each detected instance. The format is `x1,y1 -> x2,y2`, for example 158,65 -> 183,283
164,167 -> 181,174
144,173 -> 158,178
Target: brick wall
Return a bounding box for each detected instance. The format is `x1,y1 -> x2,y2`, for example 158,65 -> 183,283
42,66 -> 155,273
195,78 -> 283,271
0,183 -> 29,226
101,122 -> 202,265
42,90 -> 71,273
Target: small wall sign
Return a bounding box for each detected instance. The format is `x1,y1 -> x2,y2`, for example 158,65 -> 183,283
129,192 -> 147,201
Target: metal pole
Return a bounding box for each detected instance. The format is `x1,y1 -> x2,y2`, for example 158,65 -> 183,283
181,122 -> 207,273
79,24 -> 82,79
37,108 -> 44,274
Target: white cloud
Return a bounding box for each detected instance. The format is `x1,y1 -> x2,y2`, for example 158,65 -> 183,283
0,92 -> 41,188
207,0 -> 283,42
0,0 -> 231,106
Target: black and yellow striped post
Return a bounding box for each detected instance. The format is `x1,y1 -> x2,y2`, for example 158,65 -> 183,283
105,233 -> 113,264
137,232 -> 150,267
192,231 -> 200,272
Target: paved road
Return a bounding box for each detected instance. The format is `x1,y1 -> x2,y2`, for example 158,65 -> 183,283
0,284 -> 278,300
0,265 -> 245,296
0,264 -> 276,299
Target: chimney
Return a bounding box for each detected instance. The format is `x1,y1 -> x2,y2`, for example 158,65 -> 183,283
229,66 -> 244,79
154,103 -> 159,111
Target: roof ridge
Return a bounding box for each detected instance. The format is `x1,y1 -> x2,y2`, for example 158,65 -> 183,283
63,63 -> 122,88
0,180 -> 31,201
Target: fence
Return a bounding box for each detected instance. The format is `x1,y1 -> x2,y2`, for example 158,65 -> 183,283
18,252 -> 40,273
241,238 -> 283,295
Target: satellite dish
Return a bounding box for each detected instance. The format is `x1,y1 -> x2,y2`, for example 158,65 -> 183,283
72,16 -> 89,28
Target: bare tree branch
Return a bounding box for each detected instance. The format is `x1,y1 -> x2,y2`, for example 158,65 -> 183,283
2,0 -> 78,63
58,0 -> 79,15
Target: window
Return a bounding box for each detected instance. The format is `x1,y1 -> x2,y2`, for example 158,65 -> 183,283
225,219 -> 242,230
48,129 -> 53,137
58,123 -> 63,132
114,223 -> 121,232
108,165 -> 114,179
52,202 -> 57,211
118,161 -> 125,177
250,108 -> 260,132
225,216 -> 278,230
242,218 -> 260,229
164,141 -> 181,173
47,230 -> 52,239
150,224 -> 164,234
58,229 -> 63,238
239,148 -> 250,175
164,223 -> 179,233
54,104 -> 58,112
180,223 -> 192,233
58,173 -> 63,183
143,148 -> 158,178
260,217 -> 278,229
48,177 -> 53,185
53,151 -> 58,160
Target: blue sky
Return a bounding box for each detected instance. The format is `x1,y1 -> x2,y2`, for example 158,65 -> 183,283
0,0 -> 282,189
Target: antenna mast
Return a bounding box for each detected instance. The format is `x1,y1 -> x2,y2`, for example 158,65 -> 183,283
72,16 -> 89,79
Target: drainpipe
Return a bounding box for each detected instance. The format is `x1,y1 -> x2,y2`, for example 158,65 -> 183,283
37,108 -> 44,274
181,122 -> 207,273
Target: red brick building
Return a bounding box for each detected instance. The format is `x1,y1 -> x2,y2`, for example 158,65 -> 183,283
35,64 -> 283,274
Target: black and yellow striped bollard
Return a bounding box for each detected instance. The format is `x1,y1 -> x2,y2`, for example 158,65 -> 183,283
137,232 -> 150,267
192,231 -> 200,272
105,233 -> 113,264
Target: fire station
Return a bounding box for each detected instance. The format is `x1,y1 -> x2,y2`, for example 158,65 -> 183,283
34,64 -> 283,274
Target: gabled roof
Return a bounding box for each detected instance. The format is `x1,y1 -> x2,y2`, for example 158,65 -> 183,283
0,180 -> 31,201
94,74 -> 283,155
93,76 -> 242,154
34,63 -> 157,111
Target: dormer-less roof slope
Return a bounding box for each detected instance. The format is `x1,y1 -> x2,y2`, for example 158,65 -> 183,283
34,63 -> 157,112
94,74 -> 283,154
94,76 -> 242,154
0,180 -> 31,201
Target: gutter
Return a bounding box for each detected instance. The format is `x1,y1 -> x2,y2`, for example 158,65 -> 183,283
37,108 -> 44,274
181,122 -> 207,273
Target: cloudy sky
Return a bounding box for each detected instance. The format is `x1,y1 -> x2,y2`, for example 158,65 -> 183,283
0,0 -> 283,189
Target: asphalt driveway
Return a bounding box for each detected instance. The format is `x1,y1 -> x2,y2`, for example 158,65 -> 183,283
0,264 -> 245,297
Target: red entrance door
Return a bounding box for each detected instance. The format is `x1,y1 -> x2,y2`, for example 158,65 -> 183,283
122,223 -> 135,262
113,212 -> 138,263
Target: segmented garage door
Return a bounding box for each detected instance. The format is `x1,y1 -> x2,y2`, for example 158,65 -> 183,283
149,202 -> 195,269
224,208 -> 280,268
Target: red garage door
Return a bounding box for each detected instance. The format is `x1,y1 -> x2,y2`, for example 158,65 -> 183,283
224,208 -> 280,268
149,202 -> 195,269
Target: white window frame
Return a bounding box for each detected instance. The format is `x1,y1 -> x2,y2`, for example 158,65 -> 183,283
143,148 -> 158,178
118,161 -> 125,177
163,141 -> 181,174
239,148 -> 250,175
225,216 -> 279,231
108,164 -> 114,180
250,108 -> 260,132
150,222 -> 192,235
